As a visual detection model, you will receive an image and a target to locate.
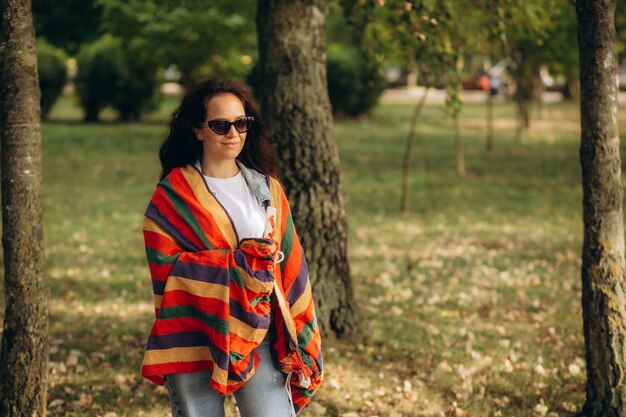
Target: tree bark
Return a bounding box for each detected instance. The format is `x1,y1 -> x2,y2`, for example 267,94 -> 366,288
401,87 -> 429,213
454,115 -> 465,178
256,0 -> 365,339
511,46 -> 534,143
486,89 -> 494,155
515,96 -> 530,142
577,0 -> 626,415
0,1 -> 49,416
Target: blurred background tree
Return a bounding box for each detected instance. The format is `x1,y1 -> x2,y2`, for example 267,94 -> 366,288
326,0 -> 386,118
36,38 -> 67,120
27,0 -> 626,140
96,0 -> 257,86
75,35 -> 159,122
32,0 -> 103,55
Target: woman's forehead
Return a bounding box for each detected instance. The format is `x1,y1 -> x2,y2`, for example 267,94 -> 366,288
205,93 -> 245,117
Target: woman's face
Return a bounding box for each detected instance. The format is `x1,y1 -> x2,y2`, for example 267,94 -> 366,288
194,93 -> 247,165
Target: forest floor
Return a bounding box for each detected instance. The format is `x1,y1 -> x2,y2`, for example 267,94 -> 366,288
1,94 -> 626,417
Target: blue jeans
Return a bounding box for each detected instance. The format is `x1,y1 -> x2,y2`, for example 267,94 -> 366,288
165,338 -> 293,417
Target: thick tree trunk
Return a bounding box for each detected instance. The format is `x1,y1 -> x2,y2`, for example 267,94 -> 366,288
256,0 -> 365,339
577,0 -> 626,416
0,1 -> 49,416
400,87 -> 429,214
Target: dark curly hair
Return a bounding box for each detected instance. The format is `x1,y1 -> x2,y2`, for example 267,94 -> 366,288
159,79 -> 278,180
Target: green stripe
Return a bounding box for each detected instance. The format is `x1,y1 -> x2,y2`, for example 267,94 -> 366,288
229,350 -> 245,363
250,295 -> 271,307
229,267 -> 246,289
296,312 -> 317,345
279,212 -> 294,275
158,305 -> 229,335
161,178 -> 213,250
145,247 -> 180,265
294,385 -> 315,397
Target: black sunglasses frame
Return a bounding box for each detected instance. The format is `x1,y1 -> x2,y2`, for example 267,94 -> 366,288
204,117 -> 254,135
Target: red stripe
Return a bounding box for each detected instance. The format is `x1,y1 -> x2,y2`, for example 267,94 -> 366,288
177,250 -> 232,269
144,230 -> 179,255
148,263 -> 173,281
159,290 -> 230,321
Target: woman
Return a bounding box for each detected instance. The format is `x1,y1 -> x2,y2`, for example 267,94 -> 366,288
140,79 -> 323,417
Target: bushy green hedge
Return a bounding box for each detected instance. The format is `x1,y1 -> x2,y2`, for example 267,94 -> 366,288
326,48 -> 386,118
75,35 -> 159,122
37,39 -> 67,119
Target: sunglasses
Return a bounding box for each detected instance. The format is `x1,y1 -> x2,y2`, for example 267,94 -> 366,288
204,117 -> 254,135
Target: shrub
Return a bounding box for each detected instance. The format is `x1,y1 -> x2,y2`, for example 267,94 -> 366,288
37,39 -> 67,119
75,35 -> 159,122
326,48 -> 386,118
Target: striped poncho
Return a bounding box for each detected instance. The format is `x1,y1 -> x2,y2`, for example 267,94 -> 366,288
141,164 -> 323,413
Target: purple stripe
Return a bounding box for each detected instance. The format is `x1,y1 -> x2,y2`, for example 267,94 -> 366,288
229,297 -> 271,329
316,351 -> 323,371
152,279 -> 166,295
146,331 -> 210,350
210,344 -> 229,370
227,353 -> 256,382
170,260 -> 230,287
145,202 -> 201,252
146,331 -> 229,369
286,252 -> 309,304
233,250 -> 274,282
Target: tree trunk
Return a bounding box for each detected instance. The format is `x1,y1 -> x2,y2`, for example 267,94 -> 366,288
400,87 -> 429,213
515,96 -> 530,143
454,115 -> 465,178
256,0 -> 365,339
0,1 -> 49,416
534,74 -> 545,120
511,46 -> 534,143
486,89 -> 494,155
407,51 -> 417,90
577,0 -> 626,415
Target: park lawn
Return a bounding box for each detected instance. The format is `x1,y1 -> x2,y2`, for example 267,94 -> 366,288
0,94 -> 625,416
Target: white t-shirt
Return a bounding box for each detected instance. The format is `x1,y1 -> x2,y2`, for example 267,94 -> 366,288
203,171 -> 266,240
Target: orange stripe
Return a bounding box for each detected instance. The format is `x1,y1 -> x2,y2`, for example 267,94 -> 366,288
229,316 -> 269,343
268,178 -> 283,243
144,217 -> 173,239
280,233 -> 303,292
142,346 -> 213,366
163,276 -> 230,302
289,279 -> 312,318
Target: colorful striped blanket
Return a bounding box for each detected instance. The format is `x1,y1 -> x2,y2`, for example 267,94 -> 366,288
141,164 -> 323,413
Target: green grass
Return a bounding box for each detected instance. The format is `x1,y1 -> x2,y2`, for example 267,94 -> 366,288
1,93 -> 626,416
